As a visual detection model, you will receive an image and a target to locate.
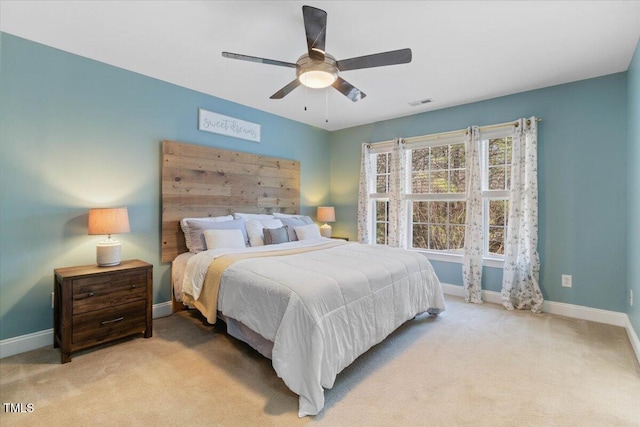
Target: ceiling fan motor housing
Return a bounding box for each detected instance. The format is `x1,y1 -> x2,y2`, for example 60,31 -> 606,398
296,53 -> 338,88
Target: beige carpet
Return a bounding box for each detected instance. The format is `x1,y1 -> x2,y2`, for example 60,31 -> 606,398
1,295 -> 639,426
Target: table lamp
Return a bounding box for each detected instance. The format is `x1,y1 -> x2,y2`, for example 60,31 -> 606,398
317,206 -> 335,238
88,207 -> 130,266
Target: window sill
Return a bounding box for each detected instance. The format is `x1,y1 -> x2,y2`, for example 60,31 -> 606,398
409,249 -> 505,269
482,256 -> 505,269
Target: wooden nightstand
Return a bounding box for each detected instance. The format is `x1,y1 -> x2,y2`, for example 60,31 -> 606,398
332,236 -> 349,241
53,259 -> 153,363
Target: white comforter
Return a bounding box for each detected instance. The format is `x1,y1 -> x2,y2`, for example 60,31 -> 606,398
182,239 -> 445,417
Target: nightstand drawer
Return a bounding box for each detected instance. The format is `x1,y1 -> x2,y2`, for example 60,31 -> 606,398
72,301 -> 147,345
73,270 -> 147,314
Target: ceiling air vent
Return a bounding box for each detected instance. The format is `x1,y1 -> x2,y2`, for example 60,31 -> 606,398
408,98 -> 434,107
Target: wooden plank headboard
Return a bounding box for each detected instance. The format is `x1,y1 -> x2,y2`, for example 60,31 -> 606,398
161,140 -> 300,262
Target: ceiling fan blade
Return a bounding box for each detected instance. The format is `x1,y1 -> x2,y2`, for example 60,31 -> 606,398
270,79 -> 302,99
332,77 -> 366,102
222,52 -> 296,68
302,5 -> 327,61
336,48 -> 412,72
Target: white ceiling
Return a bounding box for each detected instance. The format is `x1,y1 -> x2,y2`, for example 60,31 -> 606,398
2,1 -> 639,131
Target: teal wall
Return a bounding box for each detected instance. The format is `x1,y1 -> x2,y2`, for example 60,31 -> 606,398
0,33 -> 330,340
1,31 -> 637,343
329,73 -> 629,313
628,40 -> 640,335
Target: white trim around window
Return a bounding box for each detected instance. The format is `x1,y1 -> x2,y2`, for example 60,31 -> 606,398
413,249 -> 505,268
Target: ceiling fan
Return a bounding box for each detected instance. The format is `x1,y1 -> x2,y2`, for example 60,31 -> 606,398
222,5 -> 412,102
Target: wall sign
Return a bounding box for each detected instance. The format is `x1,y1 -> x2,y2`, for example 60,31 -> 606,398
198,108 -> 261,143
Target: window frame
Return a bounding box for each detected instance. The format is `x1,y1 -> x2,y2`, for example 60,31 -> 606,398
404,133 -> 468,255
479,128 -> 514,264
367,142 -> 395,246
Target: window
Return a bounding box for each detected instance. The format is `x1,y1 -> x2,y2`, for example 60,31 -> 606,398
407,138 -> 467,253
364,124 -> 516,264
481,132 -> 513,257
371,150 -> 391,245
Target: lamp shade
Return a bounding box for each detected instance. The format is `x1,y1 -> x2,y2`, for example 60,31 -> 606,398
88,208 -> 130,267
317,206 -> 335,223
88,208 -> 130,236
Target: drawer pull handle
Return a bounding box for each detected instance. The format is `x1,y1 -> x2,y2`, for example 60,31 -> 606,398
101,317 -> 124,325
131,285 -> 136,289
88,292 -> 94,297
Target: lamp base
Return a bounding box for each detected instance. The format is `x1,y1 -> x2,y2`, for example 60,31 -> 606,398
96,240 -> 122,267
320,223 -> 332,238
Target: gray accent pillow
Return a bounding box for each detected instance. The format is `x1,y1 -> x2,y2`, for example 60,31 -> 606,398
185,218 -> 247,252
279,216 -> 313,241
263,226 -> 290,245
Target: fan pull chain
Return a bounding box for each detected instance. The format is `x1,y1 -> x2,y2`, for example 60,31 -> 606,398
304,75 -> 308,111
325,89 -> 329,123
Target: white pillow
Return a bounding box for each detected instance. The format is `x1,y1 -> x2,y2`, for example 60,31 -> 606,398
273,212 -> 313,222
234,213 -> 275,221
273,212 -> 302,218
181,215 -> 234,224
204,229 -> 247,250
294,223 -> 322,240
245,219 -> 284,247
180,215 -> 234,251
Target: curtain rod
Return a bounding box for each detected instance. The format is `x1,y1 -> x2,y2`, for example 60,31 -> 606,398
403,128 -> 468,144
373,117 -> 543,148
480,117 -> 542,132
406,117 -> 543,143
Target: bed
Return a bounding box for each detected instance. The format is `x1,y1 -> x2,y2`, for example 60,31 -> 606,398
162,140 -> 445,417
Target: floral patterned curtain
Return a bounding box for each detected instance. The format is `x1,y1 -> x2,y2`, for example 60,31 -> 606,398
388,139 -> 406,248
501,117 -> 543,313
357,143 -> 373,244
462,126 -> 484,304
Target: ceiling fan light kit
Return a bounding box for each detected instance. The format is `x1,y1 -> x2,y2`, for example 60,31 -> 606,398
222,5 -> 412,102
297,53 -> 338,89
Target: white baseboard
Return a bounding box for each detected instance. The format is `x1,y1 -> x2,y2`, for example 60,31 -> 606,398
542,299 -> 628,327
0,301 -> 174,360
3,294 -> 639,366
0,329 -> 54,360
625,316 -> 640,366
153,301 -> 173,318
441,283 -> 640,365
